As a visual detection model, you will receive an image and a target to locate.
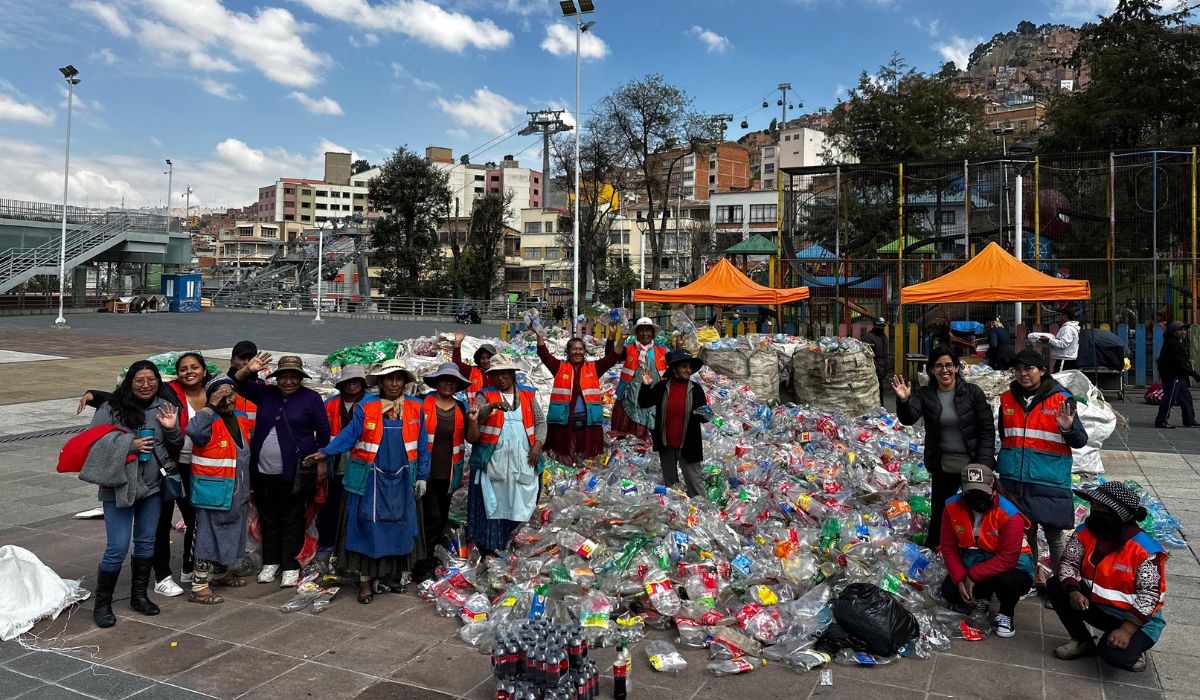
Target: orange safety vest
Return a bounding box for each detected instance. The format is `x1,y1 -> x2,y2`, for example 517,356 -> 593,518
467,367 -> 485,404
477,387 -> 537,447
945,493 -> 1032,556
390,398 -> 424,465
618,343 -> 668,385
1077,525 -> 1166,616
350,400 -> 386,465
548,362 -> 603,426
189,414 -> 251,510
234,396 -> 256,435
998,390 -> 1073,456
422,394 -> 465,469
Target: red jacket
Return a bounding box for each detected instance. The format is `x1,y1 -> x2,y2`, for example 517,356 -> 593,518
58,425 -> 132,473
941,493 -> 1030,583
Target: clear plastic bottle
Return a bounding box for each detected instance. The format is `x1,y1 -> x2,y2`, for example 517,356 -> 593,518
706,657 -> 766,676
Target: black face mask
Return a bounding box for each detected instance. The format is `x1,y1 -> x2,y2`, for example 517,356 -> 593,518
1085,511 -> 1123,539
965,494 -> 992,513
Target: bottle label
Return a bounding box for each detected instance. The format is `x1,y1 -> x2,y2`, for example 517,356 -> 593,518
730,554 -> 753,577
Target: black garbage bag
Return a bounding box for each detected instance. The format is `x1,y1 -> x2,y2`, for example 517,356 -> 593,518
823,583 -> 920,657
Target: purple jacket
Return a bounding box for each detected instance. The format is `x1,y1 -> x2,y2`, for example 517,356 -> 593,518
235,379 -> 331,482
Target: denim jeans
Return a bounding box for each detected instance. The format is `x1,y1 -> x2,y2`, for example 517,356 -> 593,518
101,496 -> 162,570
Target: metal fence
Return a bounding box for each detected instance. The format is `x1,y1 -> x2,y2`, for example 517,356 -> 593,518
210,290 -> 543,320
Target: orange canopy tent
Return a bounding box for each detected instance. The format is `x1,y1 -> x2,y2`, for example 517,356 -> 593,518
899,242 -> 1090,304
633,258 -> 810,305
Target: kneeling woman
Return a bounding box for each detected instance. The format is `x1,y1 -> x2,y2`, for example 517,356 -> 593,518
312,359 -> 430,604
939,464 -> 1036,639
465,355 -> 546,554
184,375 -> 252,603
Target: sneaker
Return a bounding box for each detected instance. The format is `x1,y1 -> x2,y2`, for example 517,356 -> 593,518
257,564 -> 279,584
1127,653 -> 1147,672
280,569 -> 300,588
1155,423 -> 1177,429
1054,638 -> 1097,660
994,613 -> 1015,638
154,576 -> 185,597
1020,586 -> 1039,601
180,571 -> 194,585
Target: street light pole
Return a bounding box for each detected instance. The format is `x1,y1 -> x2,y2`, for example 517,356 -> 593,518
561,0 -> 594,332
183,186 -> 192,230
164,160 -> 173,237
313,221 -> 327,324
54,65 -> 80,329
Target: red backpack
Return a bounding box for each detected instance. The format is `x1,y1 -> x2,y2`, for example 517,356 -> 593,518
57,425 -> 130,473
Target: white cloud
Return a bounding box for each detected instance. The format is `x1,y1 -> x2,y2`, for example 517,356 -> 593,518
349,32 -> 380,47
390,63 -> 440,91
289,92 -> 344,116
435,87 -> 525,135
935,35 -> 981,70
911,17 -> 940,37
294,0 -> 512,52
199,78 -> 242,100
0,93 -> 55,125
94,48 -> 119,65
502,0 -> 547,15
1049,0 -> 1118,20
541,23 -> 608,59
89,1 -> 329,89
688,26 -> 731,54
74,1 -> 132,37
447,128 -> 470,141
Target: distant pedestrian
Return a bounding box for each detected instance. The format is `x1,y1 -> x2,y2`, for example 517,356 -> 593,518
1154,320 -> 1200,429
1039,307 -> 1081,372
553,303 -> 565,325
986,319 -> 1015,370
861,317 -> 889,398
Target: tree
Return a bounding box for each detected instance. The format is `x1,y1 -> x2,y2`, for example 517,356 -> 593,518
551,117 -> 627,302
596,74 -> 708,288
601,263 -> 638,308
1040,0 -> 1200,151
368,146 -> 452,297
823,55 -> 991,163
351,159 -> 373,175
458,191 -> 513,299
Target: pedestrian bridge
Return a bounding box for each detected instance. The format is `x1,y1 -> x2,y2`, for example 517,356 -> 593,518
0,199 -> 191,295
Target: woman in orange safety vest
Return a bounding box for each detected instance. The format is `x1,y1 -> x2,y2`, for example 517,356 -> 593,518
534,325 -> 623,464
1049,482 -> 1167,673
610,317 -> 669,440
417,363 -> 470,575
184,374 -> 253,604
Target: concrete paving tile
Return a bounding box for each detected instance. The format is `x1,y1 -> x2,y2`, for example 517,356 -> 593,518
58,665 -> 156,699
690,660 -> 815,698
68,620 -> 174,663
352,681 -> 455,700
1166,575 -> 1200,600
239,662 -> 374,700
150,597 -> 248,633
0,642 -> 30,665
928,654 -> 1043,698
1150,650 -> 1200,694
169,647 -> 298,699
940,630 -> 1044,669
249,616 -> 362,661
17,684 -> 92,698
19,491 -> 89,507
1166,557 -> 1200,578
1105,684 -> 1167,700
108,633 -> 232,680
1012,600 -> 1043,634
3,651 -> 93,682
185,604 -> 292,644
0,667 -> 45,697
1046,669 -> 1104,699
126,682 -> 217,699
809,677 -> 926,700
388,642 -> 492,696
314,630 -> 437,677
829,653 -> 935,692
22,606 -> 105,647
315,591 -> 418,627
1097,652 -> 1161,689
1042,635 -> 1106,680
385,601 -> 468,642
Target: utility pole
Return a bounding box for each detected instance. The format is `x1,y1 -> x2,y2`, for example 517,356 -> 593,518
519,109 -> 572,208
775,83 -> 793,289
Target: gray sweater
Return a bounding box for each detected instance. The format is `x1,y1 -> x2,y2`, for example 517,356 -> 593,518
89,396 -> 182,503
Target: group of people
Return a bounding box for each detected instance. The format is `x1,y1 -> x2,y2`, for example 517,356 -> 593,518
894,345 -> 1166,671
76,320 -> 715,627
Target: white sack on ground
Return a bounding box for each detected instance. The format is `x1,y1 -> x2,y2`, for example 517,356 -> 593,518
1054,370 -> 1116,475
0,545 -> 90,641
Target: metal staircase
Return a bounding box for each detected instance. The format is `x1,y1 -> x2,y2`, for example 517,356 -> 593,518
209,233 -> 362,306
0,212 -> 138,294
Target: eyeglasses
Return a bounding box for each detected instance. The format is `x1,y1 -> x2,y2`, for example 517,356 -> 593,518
932,363 -> 956,371
131,378 -> 157,387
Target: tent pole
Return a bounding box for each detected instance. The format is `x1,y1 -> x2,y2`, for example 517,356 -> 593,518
1015,174 -> 1024,326
1109,152 -> 1116,328
835,165 -> 842,326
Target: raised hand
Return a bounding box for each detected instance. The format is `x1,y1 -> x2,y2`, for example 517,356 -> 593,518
247,352 -> 272,374
1056,402 -> 1075,432
156,403 -> 179,430
891,375 -> 911,401
640,367 -> 654,386
76,391 -> 94,415
453,331 -> 466,347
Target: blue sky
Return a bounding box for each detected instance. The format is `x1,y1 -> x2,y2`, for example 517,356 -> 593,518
0,0 -> 1121,211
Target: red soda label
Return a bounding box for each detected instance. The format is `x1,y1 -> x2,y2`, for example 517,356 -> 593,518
735,602 -> 763,627
960,620 -> 984,641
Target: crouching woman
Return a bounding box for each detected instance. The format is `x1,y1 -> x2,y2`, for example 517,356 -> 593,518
184,375 -> 252,604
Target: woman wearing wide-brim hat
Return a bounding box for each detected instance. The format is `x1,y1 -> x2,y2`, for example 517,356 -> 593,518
637,349 -> 710,497
309,358 -> 430,603
416,363 -> 471,577
465,354 -> 547,554
611,317 -> 670,441
233,353 -> 331,588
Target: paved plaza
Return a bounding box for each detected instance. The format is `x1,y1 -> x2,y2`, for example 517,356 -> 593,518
0,312 -> 1197,699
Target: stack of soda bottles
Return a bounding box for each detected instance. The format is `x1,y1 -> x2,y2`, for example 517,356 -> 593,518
491,621 -> 600,700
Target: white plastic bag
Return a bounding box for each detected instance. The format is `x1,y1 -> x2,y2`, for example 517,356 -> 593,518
1053,370 -> 1115,475
0,546 -> 90,641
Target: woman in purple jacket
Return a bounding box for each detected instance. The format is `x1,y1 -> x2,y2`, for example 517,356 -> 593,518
234,353 -> 330,587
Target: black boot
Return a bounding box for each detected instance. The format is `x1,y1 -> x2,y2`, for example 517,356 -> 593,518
129,557 -> 160,616
93,567 -> 120,628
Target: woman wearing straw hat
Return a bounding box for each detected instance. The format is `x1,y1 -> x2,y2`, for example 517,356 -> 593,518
418,363 -> 471,574
233,353 -> 331,588
534,324 -> 623,464
637,349 -> 710,496
184,374 -> 252,604
310,358 -> 430,603
465,354 -> 546,554
317,364 -> 377,549
610,317 -> 669,440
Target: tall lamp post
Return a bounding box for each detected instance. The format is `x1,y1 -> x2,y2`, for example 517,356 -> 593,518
54,65 -> 80,329
560,0 -> 595,332
313,219 -> 330,325
635,215 -> 647,317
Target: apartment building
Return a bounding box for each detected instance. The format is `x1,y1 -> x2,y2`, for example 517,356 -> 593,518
429,148 -> 544,226
710,190 -> 780,251
252,152 -> 382,226
653,142 -> 751,200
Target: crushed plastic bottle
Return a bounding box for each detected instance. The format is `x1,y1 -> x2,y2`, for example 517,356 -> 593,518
645,640 -> 687,673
